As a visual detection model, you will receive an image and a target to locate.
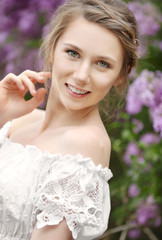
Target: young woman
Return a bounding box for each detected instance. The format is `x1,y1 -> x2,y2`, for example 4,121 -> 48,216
0,0 -> 139,239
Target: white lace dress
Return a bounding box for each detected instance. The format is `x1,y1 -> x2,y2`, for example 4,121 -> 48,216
0,122 -> 113,240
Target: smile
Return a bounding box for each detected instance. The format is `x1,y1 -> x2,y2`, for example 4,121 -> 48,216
66,83 -> 90,95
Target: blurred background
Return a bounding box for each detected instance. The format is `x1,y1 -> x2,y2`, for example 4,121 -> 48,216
0,0 -> 162,239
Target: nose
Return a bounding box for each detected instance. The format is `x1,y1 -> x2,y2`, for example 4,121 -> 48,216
73,61 -> 90,85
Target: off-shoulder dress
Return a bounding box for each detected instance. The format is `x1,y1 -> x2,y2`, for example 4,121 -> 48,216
0,121 -> 113,240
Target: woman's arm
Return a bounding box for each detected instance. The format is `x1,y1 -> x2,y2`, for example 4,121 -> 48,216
0,70 -> 50,127
30,219 -> 72,240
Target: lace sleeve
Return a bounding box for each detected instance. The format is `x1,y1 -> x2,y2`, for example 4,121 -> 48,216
33,153 -> 113,240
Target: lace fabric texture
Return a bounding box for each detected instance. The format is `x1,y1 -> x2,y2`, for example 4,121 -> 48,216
0,122 -> 113,240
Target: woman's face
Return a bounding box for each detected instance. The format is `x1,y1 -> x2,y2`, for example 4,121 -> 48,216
51,16 -> 123,111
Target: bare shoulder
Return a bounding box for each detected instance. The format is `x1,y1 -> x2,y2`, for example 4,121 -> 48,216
62,125 -> 111,168
9,109 -> 45,136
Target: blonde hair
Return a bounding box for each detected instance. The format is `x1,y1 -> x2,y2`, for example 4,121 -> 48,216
39,0 -> 139,119
40,0 -> 138,88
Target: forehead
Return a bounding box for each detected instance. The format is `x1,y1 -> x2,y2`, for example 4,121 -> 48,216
57,16 -> 123,62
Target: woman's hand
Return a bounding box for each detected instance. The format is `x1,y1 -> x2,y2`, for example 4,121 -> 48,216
0,70 -> 51,125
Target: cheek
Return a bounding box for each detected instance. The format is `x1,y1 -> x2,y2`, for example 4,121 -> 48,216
93,74 -> 115,92
52,58 -> 70,80
93,68 -> 121,92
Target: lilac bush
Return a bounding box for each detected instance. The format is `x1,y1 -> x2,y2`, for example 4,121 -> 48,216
128,183 -> 141,198
119,69 -> 162,238
136,196 -> 161,226
140,133 -> 160,146
128,2 -> 162,36
128,1 -> 162,57
127,196 -> 161,239
128,228 -> 141,239
123,142 -> 141,165
126,70 -> 162,137
110,2 -> 162,239
111,111 -> 162,240
0,0 -> 65,76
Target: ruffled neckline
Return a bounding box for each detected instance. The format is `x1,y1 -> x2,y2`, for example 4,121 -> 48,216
1,121 -> 113,181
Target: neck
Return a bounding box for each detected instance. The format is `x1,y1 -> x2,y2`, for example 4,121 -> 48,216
40,88 -> 100,131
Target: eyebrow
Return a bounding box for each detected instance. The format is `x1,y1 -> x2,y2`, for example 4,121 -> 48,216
64,43 -> 82,54
63,43 -> 117,64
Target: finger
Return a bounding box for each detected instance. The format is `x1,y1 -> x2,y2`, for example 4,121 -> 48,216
21,70 -> 51,84
26,88 -> 47,112
4,73 -> 25,90
20,75 -> 37,96
39,71 -> 51,79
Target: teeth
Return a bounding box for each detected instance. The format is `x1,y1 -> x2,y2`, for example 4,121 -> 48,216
67,84 -> 89,95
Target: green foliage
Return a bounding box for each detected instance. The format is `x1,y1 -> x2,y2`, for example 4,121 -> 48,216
108,2 -> 162,238
109,103 -> 162,239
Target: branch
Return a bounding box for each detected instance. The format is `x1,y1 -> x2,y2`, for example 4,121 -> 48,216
143,227 -> 159,240
119,230 -> 128,240
94,224 -> 140,240
94,224 -> 159,240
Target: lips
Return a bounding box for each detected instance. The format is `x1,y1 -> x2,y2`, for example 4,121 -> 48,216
65,83 -> 90,95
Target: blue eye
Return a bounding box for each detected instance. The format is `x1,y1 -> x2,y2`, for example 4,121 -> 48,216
98,61 -> 110,68
67,50 -> 79,58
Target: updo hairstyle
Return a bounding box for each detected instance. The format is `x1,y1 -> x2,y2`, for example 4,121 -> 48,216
40,0 -> 139,92
40,0 -> 139,119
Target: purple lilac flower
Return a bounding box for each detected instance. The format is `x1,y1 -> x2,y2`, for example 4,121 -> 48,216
154,216 -> 162,227
0,0 -> 29,15
128,229 -> 141,239
126,70 -> 162,137
136,196 -> 159,225
0,32 -> 8,45
140,89 -> 155,108
4,44 -> 22,62
137,205 -> 155,225
128,67 -> 138,80
133,71 -> 156,108
137,205 -> 157,225
0,0 -> 30,33
38,0 -> 66,11
41,24 -> 50,38
0,43 -> 23,75
146,195 -> 155,205
128,183 -> 140,198
20,49 -> 38,72
128,2 -> 162,36
126,70 -> 150,114
18,10 -> 40,37
123,142 -> 141,165
138,157 -> 145,164
132,119 -> 144,133
126,86 -> 142,114
140,133 -> 160,146
0,15 -> 16,32
0,0 -> 66,78
128,2 -> 162,57
137,40 -> 148,58
155,86 -> 162,105
5,62 -> 16,74
151,104 -> 162,137
5,49 -> 38,75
